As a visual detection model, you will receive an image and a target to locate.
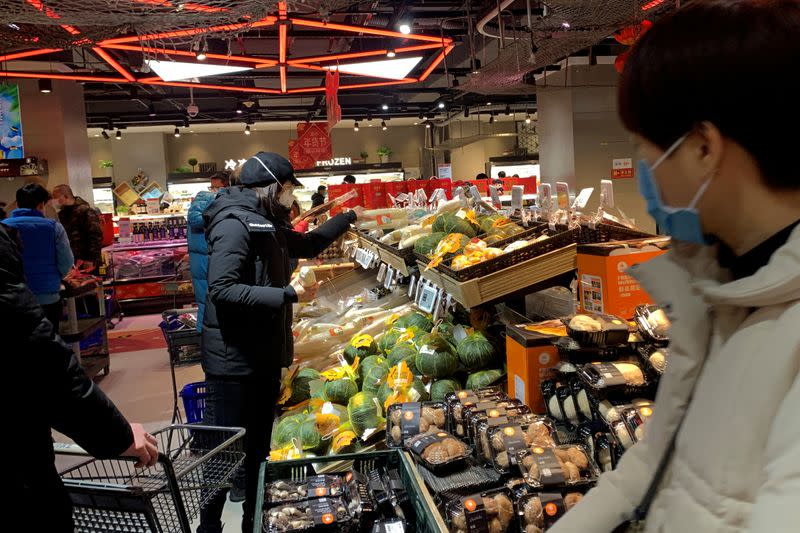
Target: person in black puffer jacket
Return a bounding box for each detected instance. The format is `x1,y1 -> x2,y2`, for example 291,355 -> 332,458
198,152 -> 361,533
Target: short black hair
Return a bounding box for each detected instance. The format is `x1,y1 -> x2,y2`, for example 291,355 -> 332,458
210,171 -> 230,187
16,183 -> 50,209
343,175 -> 356,184
317,185 -> 326,192
619,0 -> 800,189
475,173 -> 489,181
497,171 -> 506,178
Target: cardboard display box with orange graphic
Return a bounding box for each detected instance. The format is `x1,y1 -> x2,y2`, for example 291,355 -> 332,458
576,237 -> 670,320
506,323 -> 566,413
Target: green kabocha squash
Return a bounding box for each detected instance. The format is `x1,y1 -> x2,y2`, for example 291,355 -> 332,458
432,212 -> 478,238
343,334 -> 378,364
378,377 -> 429,410
387,342 -> 419,375
395,311 -> 433,333
324,378 -> 358,404
457,332 -> 495,371
359,354 -> 388,382
414,232 -> 447,256
377,328 -> 403,355
348,391 -> 384,437
415,332 -> 459,378
272,414 -> 306,448
435,321 -> 457,346
466,369 -> 504,389
287,367 -> 321,405
430,378 -> 461,401
299,417 -> 322,451
361,364 -> 390,395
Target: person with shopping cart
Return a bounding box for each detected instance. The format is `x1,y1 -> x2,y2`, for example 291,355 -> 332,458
198,152 -> 364,533
2,222 -> 159,532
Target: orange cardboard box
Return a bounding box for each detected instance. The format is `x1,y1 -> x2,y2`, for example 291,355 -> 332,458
576,238 -> 670,319
506,324 -> 564,413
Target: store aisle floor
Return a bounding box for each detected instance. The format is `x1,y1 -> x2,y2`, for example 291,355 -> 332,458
60,313 -> 245,532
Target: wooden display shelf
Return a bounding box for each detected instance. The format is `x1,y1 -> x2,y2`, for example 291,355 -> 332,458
418,244 -> 578,308
378,245 -> 412,276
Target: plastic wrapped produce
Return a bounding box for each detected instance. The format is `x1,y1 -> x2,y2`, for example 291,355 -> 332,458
407,430 -> 469,474
386,401 -> 447,447
448,488 -> 515,533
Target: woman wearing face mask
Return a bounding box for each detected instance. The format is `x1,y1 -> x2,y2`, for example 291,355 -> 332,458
197,152 -> 362,533
551,1 -> 800,532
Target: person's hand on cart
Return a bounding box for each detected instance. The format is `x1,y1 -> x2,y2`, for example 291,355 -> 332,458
123,423 -> 159,468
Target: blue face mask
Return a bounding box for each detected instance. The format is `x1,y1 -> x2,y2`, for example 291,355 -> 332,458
637,133 -> 713,245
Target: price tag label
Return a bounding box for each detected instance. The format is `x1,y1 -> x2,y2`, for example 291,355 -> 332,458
384,266 -> 395,289
600,179 -> 615,209
418,283 -> 438,313
408,275 -> 417,298
468,185 -> 482,203
511,185 -> 524,211
489,185 -> 502,207
572,187 -> 594,210
355,248 -> 376,269
556,182 -> 570,210
376,263 -> 387,283
538,183 -> 553,211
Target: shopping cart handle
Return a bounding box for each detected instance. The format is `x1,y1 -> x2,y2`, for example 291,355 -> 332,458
53,442 -> 88,455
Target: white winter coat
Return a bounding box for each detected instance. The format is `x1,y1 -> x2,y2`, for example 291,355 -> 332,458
550,225 -> 800,533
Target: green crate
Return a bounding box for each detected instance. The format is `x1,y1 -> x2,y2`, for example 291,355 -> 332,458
254,450 -> 448,533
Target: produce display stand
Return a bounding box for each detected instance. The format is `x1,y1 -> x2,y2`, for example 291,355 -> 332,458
60,281 -> 110,379
58,424 -> 245,533
254,450 -> 448,533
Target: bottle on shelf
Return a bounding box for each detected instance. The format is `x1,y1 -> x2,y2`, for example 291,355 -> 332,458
159,222 -> 167,240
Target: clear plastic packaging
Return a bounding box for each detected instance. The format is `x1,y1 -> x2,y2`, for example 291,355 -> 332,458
471,407 -> 535,464
386,401 -> 447,448
459,398 -> 526,445
564,313 -> 630,348
488,419 -> 559,474
638,345 -> 668,376
517,445 -> 600,488
517,491 -> 584,532
445,388 -> 508,438
621,403 -> 655,444
265,475 -> 345,504
634,304 -> 670,344
264,496 -> 351,532
447,488 -> 515,533
407,430 -> 471,475
610,420 -> 635,451
576,361 -> 651,400
554,337 -> 620,364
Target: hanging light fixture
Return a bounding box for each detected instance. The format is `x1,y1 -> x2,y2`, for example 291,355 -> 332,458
195,39 -> 208,61
398,22 -> 411,35
525,112 -> 531,124
148,102 -> 157,117
489,115 -> 495,124
425,122 -> 431,129
437,101 -> 446,109
505,105 -> 512,116
38,79 -> 52,93
244,124 -> 251,135
381,120 -> 388,131
174,127 -> 181,138
354,122 -> 360,132
381,103 -> 389,111
386,49 -> 396,58
101,130 -> 110,140
115,130 -> 122,140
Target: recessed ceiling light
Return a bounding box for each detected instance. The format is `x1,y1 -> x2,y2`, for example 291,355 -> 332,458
438,102 -> 445,109
145,59 -> 252,82
174,127 -> 181,138
386,49 -> 396,58
38,79 -> 52,93
398,23 -> 411,35
323,56 -> 422,80
381,104 -> 389,111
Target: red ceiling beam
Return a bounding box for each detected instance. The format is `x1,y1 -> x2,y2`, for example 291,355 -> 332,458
92,47 -> 136,82
100,43 -> 276,66
291,18 -> 452,44
417,45 -> 453,82
0,71 -> 128,83
98,17 -> 275,45
288,43 -> 442,65
0,48 -> 61,62
144,79 -> 282,94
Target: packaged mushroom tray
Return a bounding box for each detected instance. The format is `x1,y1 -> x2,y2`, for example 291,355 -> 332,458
564,313 -> 630,348
265,475 -> 347,504
472,408 -> 542,465
463,399 -> 531,449
484,418 -> 559,473
515,445 -> 600,489
386,401 -> 447,448
447,487 -> 516,533
265,497 -> 351,532
444,387 -> 508,438
517,490 -> 585,533
406,430 -> 471,475
575,361 -> 652,401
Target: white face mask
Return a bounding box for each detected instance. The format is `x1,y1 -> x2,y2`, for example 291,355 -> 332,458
278,185 -> 296,208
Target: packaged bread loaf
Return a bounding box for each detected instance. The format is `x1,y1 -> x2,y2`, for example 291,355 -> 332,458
448,488 -> 515,533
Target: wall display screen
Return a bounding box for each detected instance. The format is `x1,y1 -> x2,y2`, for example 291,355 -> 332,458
0,84 -> 23,159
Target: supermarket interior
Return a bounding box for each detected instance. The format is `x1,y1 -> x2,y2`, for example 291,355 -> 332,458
5,1 -> 800,532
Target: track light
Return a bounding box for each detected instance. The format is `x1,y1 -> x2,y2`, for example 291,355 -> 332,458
381,121 -> 387,131
525,112 -> 531,124
485,101 -> 492,106
148,102 -> 157,117
425,122 -> 431,129
174,127 -> 181,138
354,122 -> 360,132
115,130 -> 122,140
386,49 -> 396,58
472,59 -> 481,75
418,112 -> 424,120
195,39 -> 207,61
381,103 -> 389,111
398,23 -> 411,35
38,79 -> 52,93
244,125 -> 251,135
437,101 -> 445,109
101,130 -> 109,140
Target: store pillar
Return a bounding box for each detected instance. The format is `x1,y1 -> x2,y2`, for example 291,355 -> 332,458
17,79 -> 93,202
537,65 -> 654,232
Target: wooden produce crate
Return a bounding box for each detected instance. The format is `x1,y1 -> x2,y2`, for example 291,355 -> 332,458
418,243 -> 578,308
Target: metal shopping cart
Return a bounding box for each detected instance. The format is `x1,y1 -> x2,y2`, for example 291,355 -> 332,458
57,424 -> 245,533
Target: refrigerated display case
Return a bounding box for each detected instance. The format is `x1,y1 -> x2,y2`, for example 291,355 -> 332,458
167,174 -> 213,213
102,241 -> 194,311
488,156 -> 540,182
92,177 -> 115,214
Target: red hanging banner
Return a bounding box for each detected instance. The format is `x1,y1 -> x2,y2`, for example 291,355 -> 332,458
288,122 -> 333,170
326,70 -> 342,129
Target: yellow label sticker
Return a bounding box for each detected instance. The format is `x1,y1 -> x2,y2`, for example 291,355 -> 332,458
350,333 -> 374,348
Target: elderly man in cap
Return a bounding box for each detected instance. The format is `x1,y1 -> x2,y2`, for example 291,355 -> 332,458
197,152 -> 362,533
